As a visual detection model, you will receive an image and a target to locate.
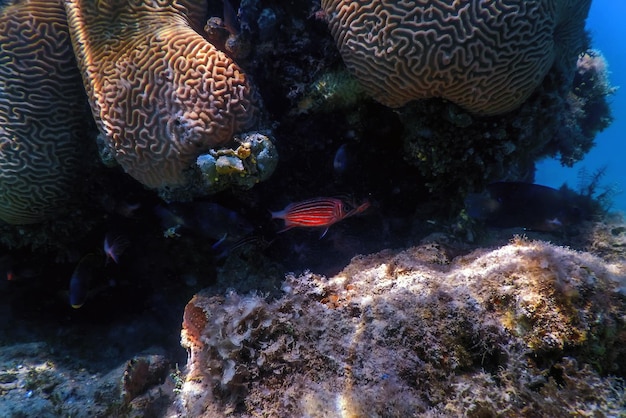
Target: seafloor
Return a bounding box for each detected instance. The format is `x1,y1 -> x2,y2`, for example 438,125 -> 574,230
1,222 -> 625,417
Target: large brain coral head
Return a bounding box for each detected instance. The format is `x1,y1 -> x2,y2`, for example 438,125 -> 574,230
0,0 -> 89,224
321,0 -> 591,115
64,0 -> 260,190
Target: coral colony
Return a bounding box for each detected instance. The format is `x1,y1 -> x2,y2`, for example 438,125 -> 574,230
321,0 -> 590,115
0,0 -> 623,417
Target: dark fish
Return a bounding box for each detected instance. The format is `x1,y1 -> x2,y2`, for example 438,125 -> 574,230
465,182 -> 588,232
99,194 -> 140,218
69,253 -> 101,309
155,202 -> 254,245
232,233 -> 274,251
333,144 -> 349,175
222,0 -> 240,35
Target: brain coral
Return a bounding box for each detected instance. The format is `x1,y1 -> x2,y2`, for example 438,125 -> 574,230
0,0 -> 88,224
64,0 -> 260,189
321,0 -> 591,115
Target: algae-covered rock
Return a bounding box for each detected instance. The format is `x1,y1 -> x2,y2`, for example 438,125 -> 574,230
175,238 -> 626,416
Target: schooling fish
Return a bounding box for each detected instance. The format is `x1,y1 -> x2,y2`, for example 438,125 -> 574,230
69,253 -> 101,309
465,182 -> 589,232
271,197 -> 370,236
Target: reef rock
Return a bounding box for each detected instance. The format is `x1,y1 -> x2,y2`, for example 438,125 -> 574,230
176,238 -> 626,416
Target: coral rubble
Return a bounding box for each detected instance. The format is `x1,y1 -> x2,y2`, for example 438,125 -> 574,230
0,342 -> 174,418
176,239 -> 626,416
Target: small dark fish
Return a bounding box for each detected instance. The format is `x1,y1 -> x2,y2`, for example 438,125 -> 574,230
465,182 -> 588,232
333,144 -> 349,175
99,195 -> 140,218
222,0 -> 240,35
272,197 -> 370,236
155,202 -> 254,246
228,234 -> 273,254
213,233 -> 274,260
115,202 -> 140,218
69,253 -> 101,309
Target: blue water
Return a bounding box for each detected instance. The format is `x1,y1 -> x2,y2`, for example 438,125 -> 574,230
535,0 -> 626,213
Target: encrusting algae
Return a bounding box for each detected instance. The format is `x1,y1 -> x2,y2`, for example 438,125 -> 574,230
175,237 -> 626,417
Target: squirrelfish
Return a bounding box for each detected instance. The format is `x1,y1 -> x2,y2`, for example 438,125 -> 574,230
271,197 -> 370,236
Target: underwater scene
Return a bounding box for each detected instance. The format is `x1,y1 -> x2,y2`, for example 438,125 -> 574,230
0,0 -> 625,417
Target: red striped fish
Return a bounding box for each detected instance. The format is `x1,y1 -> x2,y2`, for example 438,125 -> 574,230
271,197 -> 370,235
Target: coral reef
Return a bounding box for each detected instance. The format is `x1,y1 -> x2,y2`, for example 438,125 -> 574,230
0,0 -> 612,241
0,0 -> 281,247
217,0 -> 613,221
320,0 -> 591,115
569,50 -> 616,142
64,0 -> 262,191
399,45 -> 615,207
176,238 -> 626,416
0,1 -> 621,415
0,1 -> 622,417
0,0 -> 91,224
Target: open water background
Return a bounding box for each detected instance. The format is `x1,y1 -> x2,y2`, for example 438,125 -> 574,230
536,0 -> 626,213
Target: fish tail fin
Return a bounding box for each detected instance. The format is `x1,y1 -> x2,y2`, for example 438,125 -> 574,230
270,209 -> 285,220
211,233 -> 228,250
